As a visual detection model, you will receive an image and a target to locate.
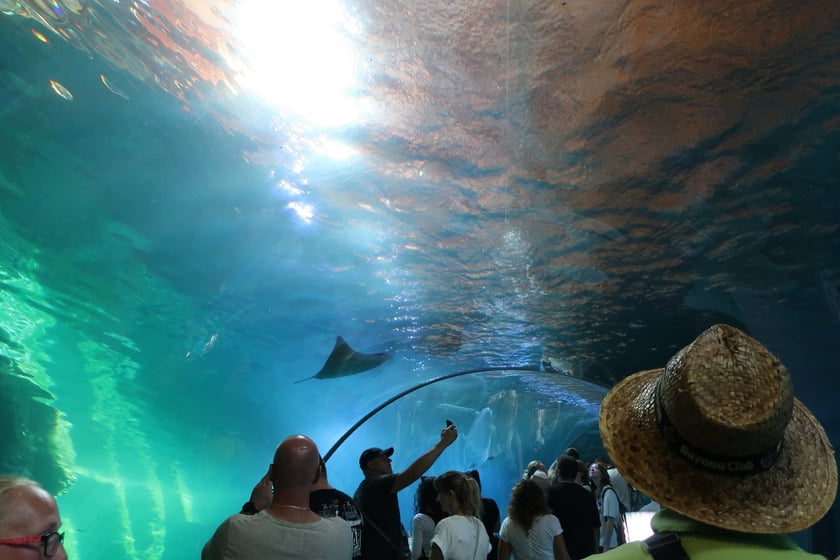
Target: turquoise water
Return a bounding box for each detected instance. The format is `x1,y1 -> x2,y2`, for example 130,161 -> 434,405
1,1 -> 839,557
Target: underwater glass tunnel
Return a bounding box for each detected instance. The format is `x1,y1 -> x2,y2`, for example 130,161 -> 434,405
1,0 -> 840,558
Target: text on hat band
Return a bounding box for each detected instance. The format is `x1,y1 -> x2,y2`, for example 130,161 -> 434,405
654,382 -> 783,476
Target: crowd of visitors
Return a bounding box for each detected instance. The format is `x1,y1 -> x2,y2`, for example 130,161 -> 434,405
197,324 -> 835,559
2,325 -> 837,560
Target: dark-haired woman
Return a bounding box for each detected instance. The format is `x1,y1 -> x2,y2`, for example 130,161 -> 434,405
498,479 -> 571,560
413,476 -> 446,559
429,471 -> 491,560
588,463 -> 620,552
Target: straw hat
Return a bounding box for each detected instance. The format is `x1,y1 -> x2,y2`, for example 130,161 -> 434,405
600,324 -> 837,533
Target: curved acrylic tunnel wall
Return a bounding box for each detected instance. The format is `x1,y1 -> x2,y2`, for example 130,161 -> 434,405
321,369 -> 610,527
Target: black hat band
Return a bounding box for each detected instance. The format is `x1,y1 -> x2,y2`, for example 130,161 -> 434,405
654,381 -> 783,476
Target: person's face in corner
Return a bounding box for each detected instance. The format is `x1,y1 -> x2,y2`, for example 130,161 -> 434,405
0,485 -> 67,560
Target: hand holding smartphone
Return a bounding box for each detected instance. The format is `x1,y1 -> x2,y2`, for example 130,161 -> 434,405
441,419 -> 458,444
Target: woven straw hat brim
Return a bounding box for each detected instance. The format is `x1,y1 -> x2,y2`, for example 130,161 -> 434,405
600,368 -> 838,533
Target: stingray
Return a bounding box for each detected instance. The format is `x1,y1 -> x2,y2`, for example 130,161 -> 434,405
294,335 -> 392,383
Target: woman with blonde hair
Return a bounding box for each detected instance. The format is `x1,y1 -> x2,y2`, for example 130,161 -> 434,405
498,479 -> 571,560
523,460 -> 547,480
429,471 -> 491,560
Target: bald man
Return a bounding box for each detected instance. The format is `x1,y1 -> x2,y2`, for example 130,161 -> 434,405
0,477 -> 67,560
202,435 -> 352,559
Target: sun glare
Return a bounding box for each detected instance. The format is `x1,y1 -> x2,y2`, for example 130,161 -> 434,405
232,0 -> 362,127
316,137 -> 357,161
287,201 -> 315,223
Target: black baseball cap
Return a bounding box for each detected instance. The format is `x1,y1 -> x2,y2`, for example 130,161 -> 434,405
359,447 -> 394,469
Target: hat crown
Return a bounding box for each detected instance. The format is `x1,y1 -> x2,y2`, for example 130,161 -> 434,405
659,324 -> 794,458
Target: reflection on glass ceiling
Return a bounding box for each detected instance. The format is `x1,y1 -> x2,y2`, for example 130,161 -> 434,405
2,0 -> 839,383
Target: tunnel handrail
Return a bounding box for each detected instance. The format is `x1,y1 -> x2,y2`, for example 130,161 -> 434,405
322,366 -> 541,462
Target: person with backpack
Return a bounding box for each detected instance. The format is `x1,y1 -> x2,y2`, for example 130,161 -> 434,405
588,463 -> 624,552
593,458 -> 633,514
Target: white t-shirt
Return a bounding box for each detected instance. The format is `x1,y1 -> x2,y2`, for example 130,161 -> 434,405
431,515 -> 491,560
607,467 -> 632,511
499,514 -> 562,560
412,513 -> 435,559
599,486 -> 621,550
201,511 -> 352,560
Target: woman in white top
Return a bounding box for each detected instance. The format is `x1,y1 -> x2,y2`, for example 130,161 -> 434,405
588,463 -> 621,552
430,471 -> 491,560
498,479 -> 571,560
413,476 -> 446,559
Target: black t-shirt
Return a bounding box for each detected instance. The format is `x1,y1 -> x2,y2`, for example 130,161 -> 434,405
480,497 -> 500,560
310,488 -> 363,559
546,482 -> 600,560
355,474 -> 405,560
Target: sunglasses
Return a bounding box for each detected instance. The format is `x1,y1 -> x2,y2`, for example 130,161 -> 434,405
0,531 -> 65,557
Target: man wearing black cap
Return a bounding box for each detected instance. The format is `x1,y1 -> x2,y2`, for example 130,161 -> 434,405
355,425 -> 458,560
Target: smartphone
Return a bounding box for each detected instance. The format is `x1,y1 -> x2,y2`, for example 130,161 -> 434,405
445,419 -> 453,427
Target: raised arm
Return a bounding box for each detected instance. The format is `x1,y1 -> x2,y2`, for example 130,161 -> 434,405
392,425 -> 458,493
240,465 -> 273,514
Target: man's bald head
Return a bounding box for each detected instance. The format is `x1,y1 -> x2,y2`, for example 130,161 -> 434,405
0,477 -> 58,535
271,435 -> 321,490
0,477 -> 66,559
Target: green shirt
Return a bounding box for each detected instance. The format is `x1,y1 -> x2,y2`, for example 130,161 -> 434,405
584,509 -> 822,560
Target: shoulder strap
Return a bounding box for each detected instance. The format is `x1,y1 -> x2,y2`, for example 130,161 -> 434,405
604,487 -> 627,544
603,487 -> 625,523
471,517 -> 482,560
605,487 -> 625,511
355,484 -> 402,553
365,514 -> 401,550
643,532 -> 689,560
